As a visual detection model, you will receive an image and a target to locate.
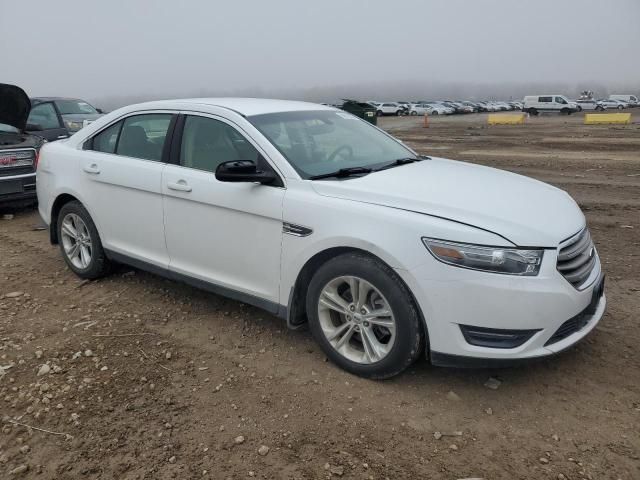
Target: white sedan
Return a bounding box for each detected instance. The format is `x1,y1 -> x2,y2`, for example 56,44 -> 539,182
598,99 -> 626,110
36,99 -> 605,378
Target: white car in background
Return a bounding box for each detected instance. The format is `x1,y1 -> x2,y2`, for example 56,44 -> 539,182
426,103 -> 454,115
576,100 -> 606,111
37,98 -> 605,378
375,102 -> 404,116
609,94 -> 638,106
598,99 -> 626,110
523,95 -> 580,115
409,103 -> 439,116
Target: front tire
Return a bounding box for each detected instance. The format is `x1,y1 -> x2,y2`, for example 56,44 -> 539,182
306,252 -> 425,379
57,201 -> 111,279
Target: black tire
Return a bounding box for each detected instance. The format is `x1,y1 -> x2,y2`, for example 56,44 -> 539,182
618,105 -> 624,110
395,110 -> 402,116
596,106 -> 604,112
410,111 -> 417,116
306,252 -> 425,379
528,108 -> 538,116
376,110 -> 383,117
561,108 -> 570,115
57,201 -> 111,279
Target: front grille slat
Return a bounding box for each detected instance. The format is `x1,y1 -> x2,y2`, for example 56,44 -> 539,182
556,228 -> 597,289
557,230 -> 591,262
562,255 -> 597,285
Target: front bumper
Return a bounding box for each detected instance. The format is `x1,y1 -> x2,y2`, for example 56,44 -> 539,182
397,249 -> 605,365
0,173 -> 37,203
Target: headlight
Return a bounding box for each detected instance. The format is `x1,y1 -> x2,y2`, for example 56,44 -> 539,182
422,238 -> 543,276
64,119 -> 84,132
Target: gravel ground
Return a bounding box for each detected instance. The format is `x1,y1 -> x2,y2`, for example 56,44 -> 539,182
1,112 -> 639,479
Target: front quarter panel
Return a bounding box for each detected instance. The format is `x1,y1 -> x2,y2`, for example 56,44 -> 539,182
279,179 -> 513,309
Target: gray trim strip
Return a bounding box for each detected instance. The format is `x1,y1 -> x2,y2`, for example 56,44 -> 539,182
105,250 -> 286,317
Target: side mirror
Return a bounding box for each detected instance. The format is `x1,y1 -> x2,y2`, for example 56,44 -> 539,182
215,160 -> 276,185
26,123 -> 43,131
96,108 -> 104,114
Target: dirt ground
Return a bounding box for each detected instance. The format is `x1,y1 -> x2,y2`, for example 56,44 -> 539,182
1,112 -> 639,479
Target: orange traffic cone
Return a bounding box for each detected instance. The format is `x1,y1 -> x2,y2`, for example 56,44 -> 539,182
423,112 -> 429,128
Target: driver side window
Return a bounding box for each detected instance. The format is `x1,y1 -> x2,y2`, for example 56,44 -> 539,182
180,115 -> 260,173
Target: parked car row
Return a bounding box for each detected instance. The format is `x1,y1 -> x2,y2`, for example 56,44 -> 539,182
366,100 -> 525,116
368,94 -> 638,118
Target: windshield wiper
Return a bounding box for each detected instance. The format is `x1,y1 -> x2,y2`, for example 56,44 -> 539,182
374,156 -> 427,171
309,166 -> 373,180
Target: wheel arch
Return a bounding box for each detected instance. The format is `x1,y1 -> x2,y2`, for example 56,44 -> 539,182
286,247 -> 429,347
49,191 -> 103,245
49,193 -> 80,244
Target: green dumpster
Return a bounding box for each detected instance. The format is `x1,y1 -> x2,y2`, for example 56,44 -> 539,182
340,99 -> 377,125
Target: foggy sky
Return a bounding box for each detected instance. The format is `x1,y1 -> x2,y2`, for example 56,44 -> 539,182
2,0 -> 639,107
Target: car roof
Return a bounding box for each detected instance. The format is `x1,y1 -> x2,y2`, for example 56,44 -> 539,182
130,98 -> 335,117
31,97 -> 86,104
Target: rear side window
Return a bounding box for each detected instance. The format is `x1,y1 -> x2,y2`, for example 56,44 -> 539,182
27,103 -> 61,129
116,114 -> 172,161
180,115 -> 260,173
92,121 -> 122,154
539,97 -> 552,103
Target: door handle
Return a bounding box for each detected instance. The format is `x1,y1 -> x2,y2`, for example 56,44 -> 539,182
83,164 -> 100,174
167,180 -> 192,192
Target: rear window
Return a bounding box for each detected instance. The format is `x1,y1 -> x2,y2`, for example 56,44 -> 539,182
539,97 -> 552,102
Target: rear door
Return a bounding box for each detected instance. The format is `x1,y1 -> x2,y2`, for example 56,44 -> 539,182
26,102 -> 69,141
161,112 -> 285,307
80,111 -> 175,267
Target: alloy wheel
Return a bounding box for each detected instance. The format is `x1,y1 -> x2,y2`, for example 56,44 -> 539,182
317,276 -> 396,364
60,213 -> 93,269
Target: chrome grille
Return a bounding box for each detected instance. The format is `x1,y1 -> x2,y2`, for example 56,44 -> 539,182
0,149 -> 36,177
557,229 -> 597,288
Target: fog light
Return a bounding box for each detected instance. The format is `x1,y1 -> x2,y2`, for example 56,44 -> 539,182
460,325 -> 540,349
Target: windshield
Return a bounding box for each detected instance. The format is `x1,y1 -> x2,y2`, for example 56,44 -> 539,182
54,99 -> 98,115
249,110 -> 417,179
0,122 -> 19,133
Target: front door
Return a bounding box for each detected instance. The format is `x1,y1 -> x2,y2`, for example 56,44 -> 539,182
162,114 -> 285,308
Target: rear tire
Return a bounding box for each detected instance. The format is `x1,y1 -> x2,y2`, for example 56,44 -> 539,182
57,201 -> 111,279
528,108 -> 538,116
618,105 -> 624,110
306,252 -> 425,379
376,110 -> 383,117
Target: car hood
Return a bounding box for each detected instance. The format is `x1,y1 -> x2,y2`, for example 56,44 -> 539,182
0,131 -> 43,149
0,84 -> 31,131
310,158 -> 584,247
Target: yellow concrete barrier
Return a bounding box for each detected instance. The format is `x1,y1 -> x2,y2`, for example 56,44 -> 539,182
584,113 -> 632,125
487,113 -> 526,125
